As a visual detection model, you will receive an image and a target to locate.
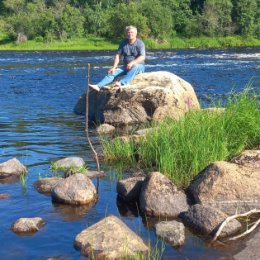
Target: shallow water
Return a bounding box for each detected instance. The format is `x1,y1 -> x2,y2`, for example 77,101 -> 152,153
0,48 -> 259,260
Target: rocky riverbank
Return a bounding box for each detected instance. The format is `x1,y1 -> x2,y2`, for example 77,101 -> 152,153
1,149 -> 259,259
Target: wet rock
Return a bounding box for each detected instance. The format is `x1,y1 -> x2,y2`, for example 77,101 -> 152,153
117,176 -> 145,202
230,149 -> 260,169
155,220 -> 185,247
0,193 -> 10,199
86,170 -> 106,179
0,158 -> 27,179
97,123 -> 116,135
74,71 -> 200,126
34,177 -> 62,194
135,128 -> 155,136
53,157 -> 85,171
187,161 -> 260,215
180,204 -> 241,238
12,217 -> 45,233
234,229 -> 260,260
74,215 -> 148,259
64,170 -> 106,179
139,172 -> 188,217
51,173 -> 97,205
116,134 -> 145,144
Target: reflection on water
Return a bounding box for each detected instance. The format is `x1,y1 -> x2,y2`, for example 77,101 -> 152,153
52,202 -> 96,221
0,48 -> 259,260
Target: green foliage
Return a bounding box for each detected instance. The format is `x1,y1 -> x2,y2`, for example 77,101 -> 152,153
107,2 -> 149,39
101,136 -> 136,163
83,4 -> 109,36
199,0 -> 234,36
141,0 -> 173,39
101,89 -> 260,187
232,0 -> 258,36
2,0 -> 84,41
50,162 -> 88,174
0,0 -> 260,43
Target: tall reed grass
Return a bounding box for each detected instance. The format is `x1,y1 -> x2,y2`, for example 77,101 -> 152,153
101,89 -> 259,187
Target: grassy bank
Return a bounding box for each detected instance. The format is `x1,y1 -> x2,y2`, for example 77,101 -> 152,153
101,90 -> 260,187
0,32 -> 259,51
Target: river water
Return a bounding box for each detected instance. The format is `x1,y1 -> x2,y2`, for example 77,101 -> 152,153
0,48 -> 259,260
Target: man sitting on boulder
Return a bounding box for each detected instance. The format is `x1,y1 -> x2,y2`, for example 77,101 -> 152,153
89,25 -> 145,92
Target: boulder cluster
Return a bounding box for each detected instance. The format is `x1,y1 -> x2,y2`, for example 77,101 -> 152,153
1,149 -> 258,259
116,149 -> 260,256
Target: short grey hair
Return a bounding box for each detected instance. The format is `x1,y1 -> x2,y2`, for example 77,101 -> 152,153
125,25 -> 137,33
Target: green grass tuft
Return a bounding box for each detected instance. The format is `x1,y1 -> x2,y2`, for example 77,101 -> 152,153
101,89 -> 260,187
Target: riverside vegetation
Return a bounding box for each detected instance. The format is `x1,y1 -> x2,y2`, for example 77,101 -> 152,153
101,89 -> 260,187
0,0 -> 260,50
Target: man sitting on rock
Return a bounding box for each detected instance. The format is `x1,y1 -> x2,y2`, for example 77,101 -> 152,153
89,25 -> 145,92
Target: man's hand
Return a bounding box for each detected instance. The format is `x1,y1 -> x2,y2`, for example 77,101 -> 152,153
108,67 -> 116,74
126,62 -> 135,70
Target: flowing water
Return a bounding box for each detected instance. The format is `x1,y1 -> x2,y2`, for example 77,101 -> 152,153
0,48 -> 259,260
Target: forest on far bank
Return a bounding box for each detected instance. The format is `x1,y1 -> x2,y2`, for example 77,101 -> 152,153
0,0 -> 259,44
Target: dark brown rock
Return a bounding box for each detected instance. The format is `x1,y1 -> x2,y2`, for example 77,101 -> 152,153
117,176 -> 145,202
139,172 -> 188,217
180,204 -> 241,238
12,217 -> 45,233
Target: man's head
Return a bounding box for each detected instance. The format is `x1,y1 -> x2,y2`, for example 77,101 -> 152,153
125,25 -> 137,43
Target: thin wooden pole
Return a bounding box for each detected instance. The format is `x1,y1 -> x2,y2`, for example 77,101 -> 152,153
85,64 -> 100,173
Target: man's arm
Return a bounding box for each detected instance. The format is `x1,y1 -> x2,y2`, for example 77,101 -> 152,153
108,53 -> 120,74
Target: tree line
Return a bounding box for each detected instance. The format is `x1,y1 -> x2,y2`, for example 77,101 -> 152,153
0,0 -> 259,42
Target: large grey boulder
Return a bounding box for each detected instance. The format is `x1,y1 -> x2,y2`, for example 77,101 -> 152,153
187,161 -> 260,215
0,158 -> 27,179
74,215 -> 149,259
74,71 -> 200,126
139,172 -> 188,217
155,220 -> 185,247
51,173 -> 97,205
12,217 -> 45,233
180,204 -> 241,238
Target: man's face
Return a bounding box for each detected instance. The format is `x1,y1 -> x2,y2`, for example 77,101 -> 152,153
127,29 -> 137,41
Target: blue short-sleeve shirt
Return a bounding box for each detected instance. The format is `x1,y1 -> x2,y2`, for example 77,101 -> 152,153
117,39 -> 145,67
